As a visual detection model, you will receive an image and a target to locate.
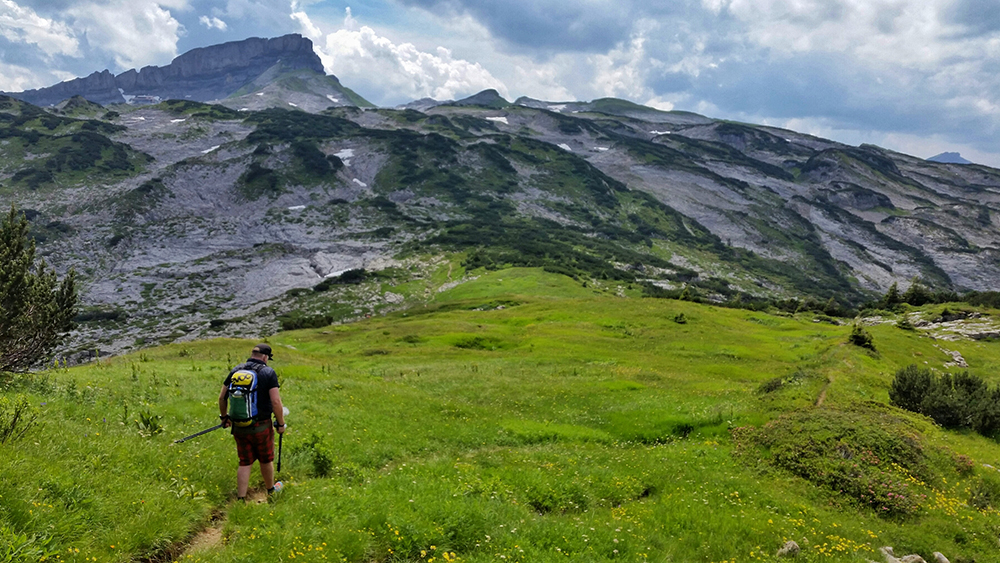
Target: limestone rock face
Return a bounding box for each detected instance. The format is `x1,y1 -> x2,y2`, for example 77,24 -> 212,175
11,70 -> 124,106
7,34 -> 325,107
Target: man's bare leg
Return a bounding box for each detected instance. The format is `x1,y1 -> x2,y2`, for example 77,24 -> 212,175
237,464 -> 253,498
261,461 -> 275,490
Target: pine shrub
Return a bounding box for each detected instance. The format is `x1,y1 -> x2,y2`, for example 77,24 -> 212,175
848,324 -> 875,350
889,364 -> 1000,436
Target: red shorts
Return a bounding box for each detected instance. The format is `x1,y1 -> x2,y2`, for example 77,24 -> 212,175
233,423 -> 274,466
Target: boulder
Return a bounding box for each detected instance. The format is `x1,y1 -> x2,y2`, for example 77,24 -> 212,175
873,547 -> 932,563
776,540 -> 800,558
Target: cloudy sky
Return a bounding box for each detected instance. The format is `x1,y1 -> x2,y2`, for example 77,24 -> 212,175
1,0 -> 998,166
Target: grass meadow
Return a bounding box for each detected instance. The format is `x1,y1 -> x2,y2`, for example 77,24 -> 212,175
4,268 -> 1000,562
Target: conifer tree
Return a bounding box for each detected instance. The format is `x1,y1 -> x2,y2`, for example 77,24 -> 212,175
0,205 -> 77,374
881,281 -> 900,308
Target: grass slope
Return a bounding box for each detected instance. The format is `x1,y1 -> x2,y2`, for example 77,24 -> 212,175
4,268 -> 1000,562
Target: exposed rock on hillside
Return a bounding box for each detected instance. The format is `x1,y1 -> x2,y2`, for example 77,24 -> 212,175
3,36 -> 1000,358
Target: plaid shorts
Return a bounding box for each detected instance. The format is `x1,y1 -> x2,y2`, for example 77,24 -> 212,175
233,422 -> 274,466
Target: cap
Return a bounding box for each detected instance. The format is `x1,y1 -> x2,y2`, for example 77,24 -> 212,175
252,343 -> 273,359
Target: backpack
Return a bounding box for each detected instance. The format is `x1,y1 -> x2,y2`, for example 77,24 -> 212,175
228,366 -> 259,427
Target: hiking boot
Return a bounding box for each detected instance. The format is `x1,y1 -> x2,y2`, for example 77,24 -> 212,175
267,481 -> 284,500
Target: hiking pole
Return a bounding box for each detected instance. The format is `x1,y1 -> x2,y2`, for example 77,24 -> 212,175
277,406 -> 289,472
174,423 -> 224,444
277,432 -> 283,472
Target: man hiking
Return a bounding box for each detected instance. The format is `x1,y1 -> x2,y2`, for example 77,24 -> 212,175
219,343 -> 286,501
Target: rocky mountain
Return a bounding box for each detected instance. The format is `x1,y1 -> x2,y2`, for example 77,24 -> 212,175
4,34 -> 370,109
2,38 -> 1000,360
928,152 -> 972,164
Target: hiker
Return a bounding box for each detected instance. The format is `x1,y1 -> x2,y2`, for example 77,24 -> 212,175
219,343 -> 286,501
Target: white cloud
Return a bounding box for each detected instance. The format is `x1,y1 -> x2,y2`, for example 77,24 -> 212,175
587,20 -> 669,102
0,58 -> 47,90
643,96 -> 676,111
0,0 -> 78,58
289,0 -> 321,39
66,1 -> 183,70
199,15 -> 228,31
691,0 -> 1000,157
304,8 -> 508,105
589,33 -> 649,100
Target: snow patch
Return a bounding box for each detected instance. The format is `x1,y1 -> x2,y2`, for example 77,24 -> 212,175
239,108 -> 250,112
287,205 -> 306,211
548,104 -> 566,112
558,143 -> 573,151
327,95 -> 340,103
335,149 -> 354,166
594,147 -> 610,152
288,102 -> 298,107
352,178 -> 367,187
201,145 -> 220,154
650,130 -> 671,135
255,92 -> 264,96
486,116 -> 508,125
170,119 -> 186,123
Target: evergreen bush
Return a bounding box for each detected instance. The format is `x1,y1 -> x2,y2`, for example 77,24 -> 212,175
848,324 -> 875,350
0,205 -> 77,374
889,364 -> 1000,436
888,364 -> 933,413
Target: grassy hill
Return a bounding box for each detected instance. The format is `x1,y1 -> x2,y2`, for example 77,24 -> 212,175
4,268 -> 1000,562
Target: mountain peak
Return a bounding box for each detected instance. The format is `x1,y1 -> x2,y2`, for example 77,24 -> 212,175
5,34 -> 327,107
927,152 -> 972,164
451,89 -> 510,109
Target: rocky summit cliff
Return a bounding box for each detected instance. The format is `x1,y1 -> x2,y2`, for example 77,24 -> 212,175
6,34 -> 326,107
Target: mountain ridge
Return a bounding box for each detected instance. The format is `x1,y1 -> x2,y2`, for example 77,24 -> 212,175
1,37 -> 998,357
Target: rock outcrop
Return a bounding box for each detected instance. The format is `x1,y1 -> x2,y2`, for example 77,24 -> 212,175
7,34 -> 325,107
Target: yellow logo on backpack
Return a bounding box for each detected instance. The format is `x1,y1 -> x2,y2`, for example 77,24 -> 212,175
231,371 -> 254,387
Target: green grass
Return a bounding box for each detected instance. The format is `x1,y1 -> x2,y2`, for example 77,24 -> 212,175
4,269 -> 1000,562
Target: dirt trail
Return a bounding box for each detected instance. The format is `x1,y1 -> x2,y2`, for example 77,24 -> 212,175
170,489 -> 270,560
185,523 -> 225,554
815,378 -> 832,406
817,354 -> 853,407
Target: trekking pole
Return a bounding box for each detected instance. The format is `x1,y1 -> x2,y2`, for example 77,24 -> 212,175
277,406 -> 289,472
277,432 -> 283,472
173,423 -> 224,444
